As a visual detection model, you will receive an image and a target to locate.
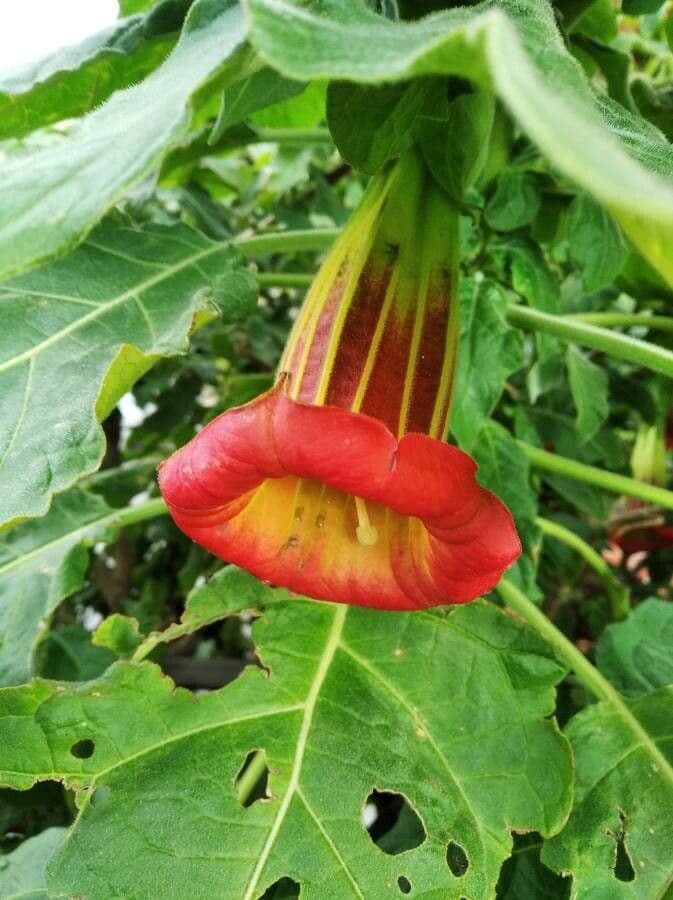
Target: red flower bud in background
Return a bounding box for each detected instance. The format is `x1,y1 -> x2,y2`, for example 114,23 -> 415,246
159,153 -> 521,610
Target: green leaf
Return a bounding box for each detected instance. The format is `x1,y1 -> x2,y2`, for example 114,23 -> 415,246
622,0 -> 664,14
496,833 -> 569,899
38,626 -> 116,682
493,236 -> 563,400
566,345 -> 609,444
0,489 -> 119,686
485,169 -> 540,231
566,193 -> 627,292
326,81 -> 428,172
120,0 -> 164,12
251,79 -> 326,128
93,615 -> 144,659
471,420 -> 538,551
451,277 -> 523,452
0,222 -> 248,526
597,599 -> 673,696
0,827 -> 68,900
243,0 -> 673,285
211,67 -> 306,142
572,0 -> 618,42
543,687 -> 673,899
0,583 -> 572,898
0,0 -> 189,141
418,85 -> 495,203
0,0 -> 247,282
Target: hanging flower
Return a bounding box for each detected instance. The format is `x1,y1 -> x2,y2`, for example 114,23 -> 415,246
159,153 -> 520,610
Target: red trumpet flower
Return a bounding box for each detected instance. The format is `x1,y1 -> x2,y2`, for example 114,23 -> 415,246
159,153 -> 521,610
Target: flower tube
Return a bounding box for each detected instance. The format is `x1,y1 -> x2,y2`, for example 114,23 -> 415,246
159,153 -> 520,609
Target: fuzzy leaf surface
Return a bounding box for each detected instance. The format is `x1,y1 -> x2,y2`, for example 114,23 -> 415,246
0,581 -> 572,899
244,0 -> 673,285
0,0 -> 190,140
0,0 -> 247,281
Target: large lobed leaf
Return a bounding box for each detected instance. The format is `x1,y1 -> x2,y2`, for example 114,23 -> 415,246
0,222 -> 253,527
0,0 -> 247,282
243,0 -> 673,287
0,572 -> 572,899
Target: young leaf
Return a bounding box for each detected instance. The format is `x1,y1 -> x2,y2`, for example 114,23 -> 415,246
244,0 -> 673,285
451,277 -> 523,452
566,344 -> 609,444
0,591 -> 572,899
0,827 -> 67,900
0,0 -> 190,141
0,0 -> 247,282
566,193 -> 627,292
542,687 -> 673,898
0,222 -> 249,526
211,68 -> 307,142
596,599 -> 673,696
326,80 -> 428,172
485,169 -> 540,231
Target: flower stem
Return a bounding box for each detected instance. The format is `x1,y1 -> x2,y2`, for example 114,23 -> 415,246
520,441 -> 673,511
536,516 -> 630,620
256,272 -> 313,288
497,578 -> 673,783
251,127 -> 331,144
506,304 -> 673,379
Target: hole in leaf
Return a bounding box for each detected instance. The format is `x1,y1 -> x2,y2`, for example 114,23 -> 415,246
446,840 -> 469,877
257,876 -> 300,899
612,812 -> 635,882
363,790 -> 426,855
70,739 -> 95,759
90,786 -> 110,808
235,750 -> 270,808
398,875 -> 412,894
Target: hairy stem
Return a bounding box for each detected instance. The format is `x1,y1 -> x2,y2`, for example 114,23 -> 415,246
565,312 -> 673,332
520,442 -> 673,511
234,229 -> 340,257
536,516 -> 630,620
506,304 -> 673,378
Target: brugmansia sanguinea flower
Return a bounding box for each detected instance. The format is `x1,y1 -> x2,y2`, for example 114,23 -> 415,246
159,153 -> 520,610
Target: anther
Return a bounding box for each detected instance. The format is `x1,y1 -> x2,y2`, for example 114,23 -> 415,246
355,496 -> 379,547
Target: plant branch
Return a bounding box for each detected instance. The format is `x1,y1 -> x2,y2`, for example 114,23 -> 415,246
234,229 -> 340,257
565,312 -> 673,332
497,578 -> 673,784
506,304 -> 673,378
536,516 -> 629,620
520,442 -> 673,510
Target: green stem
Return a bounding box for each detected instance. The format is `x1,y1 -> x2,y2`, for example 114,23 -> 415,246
256,272 -> 314,288
565,312 -> 673,332
106,497 -> 167,529
520,442 -> 673,511
497,578 -> 673,783
536,516 -> 630,620
506,304 -> 673,379
234,229 -> 340,257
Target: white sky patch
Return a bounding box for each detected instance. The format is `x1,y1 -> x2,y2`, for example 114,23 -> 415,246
0,0 -> 119,75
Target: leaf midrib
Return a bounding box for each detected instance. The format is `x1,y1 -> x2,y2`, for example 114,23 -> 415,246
0,241 -> 221,376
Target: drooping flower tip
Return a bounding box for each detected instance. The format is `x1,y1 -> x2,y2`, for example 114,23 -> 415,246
158,384 -> 521,611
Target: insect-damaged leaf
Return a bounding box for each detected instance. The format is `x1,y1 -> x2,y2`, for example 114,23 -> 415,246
0,576 -> 572,899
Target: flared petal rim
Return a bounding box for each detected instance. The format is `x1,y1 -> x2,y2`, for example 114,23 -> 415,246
158,384 -> 521,610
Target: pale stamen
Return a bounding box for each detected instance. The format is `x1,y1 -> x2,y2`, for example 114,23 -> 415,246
355,496 -> 379,547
